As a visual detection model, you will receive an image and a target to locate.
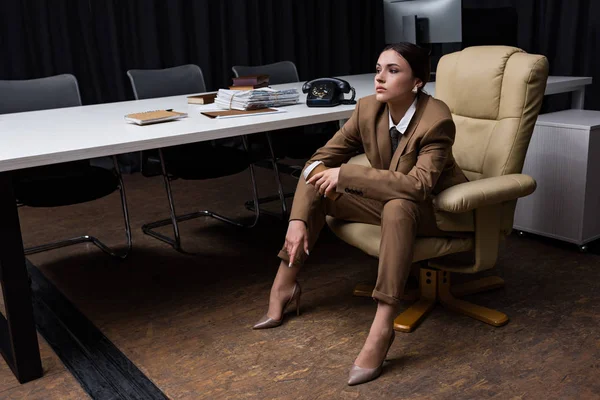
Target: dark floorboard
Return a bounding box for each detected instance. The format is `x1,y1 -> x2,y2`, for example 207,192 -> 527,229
1,167 -> 599,399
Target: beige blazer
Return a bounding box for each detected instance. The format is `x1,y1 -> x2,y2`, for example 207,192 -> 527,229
289,93 -> 468,223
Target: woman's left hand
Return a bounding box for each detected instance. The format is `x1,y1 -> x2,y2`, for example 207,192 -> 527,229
307,167 -> 340,197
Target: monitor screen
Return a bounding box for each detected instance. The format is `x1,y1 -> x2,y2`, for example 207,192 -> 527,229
383,0 -> 462,44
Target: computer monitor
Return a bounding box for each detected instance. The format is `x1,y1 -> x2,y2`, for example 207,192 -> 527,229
383,0 -> 462,44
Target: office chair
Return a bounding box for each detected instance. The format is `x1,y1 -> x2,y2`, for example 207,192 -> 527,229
127,64 -> 260,252
0,74 -> 132,258
326,46 -> 549,332
232,61 -> 337,218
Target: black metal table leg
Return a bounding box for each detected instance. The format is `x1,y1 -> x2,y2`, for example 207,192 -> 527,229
0,172 -> 43,383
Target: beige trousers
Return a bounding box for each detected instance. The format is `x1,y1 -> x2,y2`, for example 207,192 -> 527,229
278,193 -> 454,305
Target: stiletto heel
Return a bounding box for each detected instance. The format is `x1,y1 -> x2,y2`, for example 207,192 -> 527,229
347,331 -> 396,386
253,281 -> 302,330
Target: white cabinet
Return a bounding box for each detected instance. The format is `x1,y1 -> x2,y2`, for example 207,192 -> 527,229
514,110 -> 600,247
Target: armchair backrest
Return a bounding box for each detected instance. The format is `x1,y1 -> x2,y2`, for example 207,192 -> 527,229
436,46 -> 549,182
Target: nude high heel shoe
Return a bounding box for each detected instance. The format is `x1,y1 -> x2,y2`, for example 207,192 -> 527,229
347,330 -> 396,386
253,281 -> 302,329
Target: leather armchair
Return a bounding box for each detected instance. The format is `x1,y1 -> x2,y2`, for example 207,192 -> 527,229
326,46 -> 549,332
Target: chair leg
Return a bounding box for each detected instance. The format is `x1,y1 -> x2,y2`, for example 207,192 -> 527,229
437,271 -> 509,327
24,156 -> 132,259
142,140 -> 261,253
265,133 -> 288,218
244,132 -> 293,220
394,269 -> 438,332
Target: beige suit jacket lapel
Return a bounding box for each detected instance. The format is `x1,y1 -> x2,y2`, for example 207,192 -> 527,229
389,94 -> 429,170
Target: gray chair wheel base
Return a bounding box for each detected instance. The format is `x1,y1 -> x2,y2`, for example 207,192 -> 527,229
141,147 -> 260,254
23,156 -> 132,259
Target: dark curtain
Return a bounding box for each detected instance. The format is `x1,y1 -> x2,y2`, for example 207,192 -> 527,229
464,0 -> 600,111
3,0 -> 598,110
0,0 -> 384,105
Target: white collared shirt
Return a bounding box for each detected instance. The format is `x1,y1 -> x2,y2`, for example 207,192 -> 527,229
389,97 -> 418,134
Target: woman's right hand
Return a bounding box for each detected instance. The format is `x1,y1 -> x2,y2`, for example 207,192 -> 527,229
285,220 -> 309,266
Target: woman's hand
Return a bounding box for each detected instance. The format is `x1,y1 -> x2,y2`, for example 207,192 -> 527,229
307,167 -> 340,198
285,220 -> 309,266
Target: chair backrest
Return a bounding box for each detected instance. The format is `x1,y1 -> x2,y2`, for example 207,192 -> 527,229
127,64 -> 206,100
0,74 -> 82,114
436,46 -> 549,182
232,61 -> 299,85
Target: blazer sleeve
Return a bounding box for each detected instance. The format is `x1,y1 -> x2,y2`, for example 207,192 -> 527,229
337,118 -> 456,203
288,99 -> 364,223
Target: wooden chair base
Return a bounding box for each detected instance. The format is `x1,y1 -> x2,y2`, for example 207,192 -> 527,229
353,269 -> 508,333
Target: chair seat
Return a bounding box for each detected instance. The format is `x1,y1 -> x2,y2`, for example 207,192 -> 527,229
14,162 -> 119,207
325,216 -> 474,262
163,143 -> 250,180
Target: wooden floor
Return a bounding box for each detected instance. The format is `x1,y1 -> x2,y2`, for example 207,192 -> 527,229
1,166 -> 599,399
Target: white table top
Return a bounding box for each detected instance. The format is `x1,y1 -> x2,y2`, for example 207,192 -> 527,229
0,74 -> 592,173
0,84 -> 359,173
535,109 -> 600,130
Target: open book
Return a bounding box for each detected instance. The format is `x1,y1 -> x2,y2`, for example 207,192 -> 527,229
125,110 -> 188,125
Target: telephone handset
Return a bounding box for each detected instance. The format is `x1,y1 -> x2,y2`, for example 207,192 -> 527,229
302,78 -> 356,107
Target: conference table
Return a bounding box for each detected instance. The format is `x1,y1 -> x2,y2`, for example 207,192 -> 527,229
0,73 -> 592,383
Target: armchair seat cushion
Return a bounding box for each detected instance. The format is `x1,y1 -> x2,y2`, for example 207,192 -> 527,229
326,216 -> 473,262
14,162 -> 119,207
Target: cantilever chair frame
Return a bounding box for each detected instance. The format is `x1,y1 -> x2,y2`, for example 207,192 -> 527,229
22,155 -> 132,259
127,65 -> 260,253
140,138 -> 261,253
232,61 -> 302,219
0,74 -> 132,259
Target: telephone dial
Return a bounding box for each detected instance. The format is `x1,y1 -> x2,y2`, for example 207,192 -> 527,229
302,78 -> 356,107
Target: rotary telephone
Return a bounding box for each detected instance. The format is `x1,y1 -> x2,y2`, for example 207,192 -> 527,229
302,78 -> 356,107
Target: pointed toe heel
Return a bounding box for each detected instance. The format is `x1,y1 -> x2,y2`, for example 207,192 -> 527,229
347,364 -> 383,386
253,281 -> 301,330
347,331 -> 396,386
252,314 -> 283,330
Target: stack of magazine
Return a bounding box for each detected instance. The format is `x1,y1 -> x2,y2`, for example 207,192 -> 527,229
215,87 -> 300,111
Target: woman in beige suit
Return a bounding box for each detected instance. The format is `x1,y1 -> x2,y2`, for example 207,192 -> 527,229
254,43 -> 467,385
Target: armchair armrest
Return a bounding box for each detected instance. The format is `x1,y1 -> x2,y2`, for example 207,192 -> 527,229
434,174 -> 536,213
